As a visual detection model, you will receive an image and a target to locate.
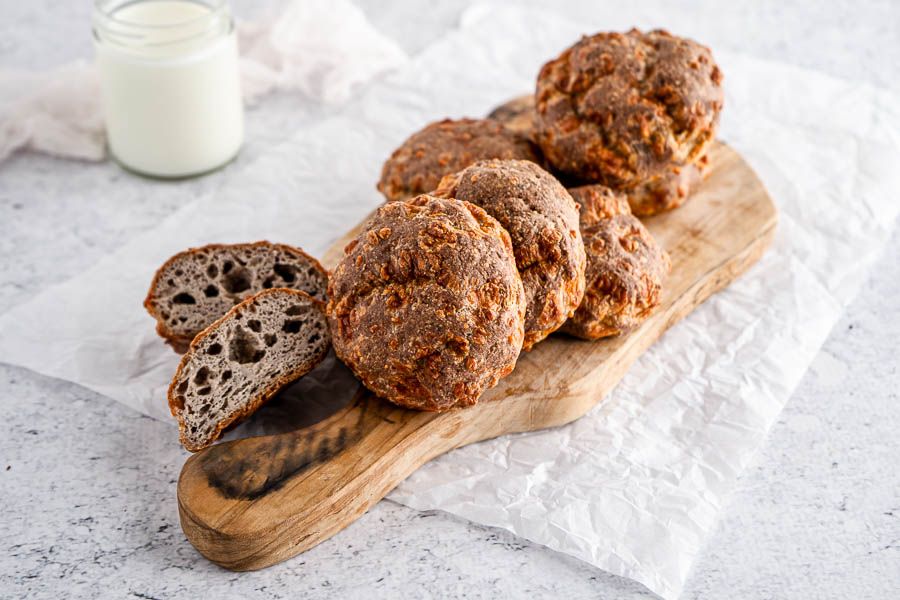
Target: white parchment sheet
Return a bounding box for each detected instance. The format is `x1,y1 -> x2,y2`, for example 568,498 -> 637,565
1,4 -> 899,598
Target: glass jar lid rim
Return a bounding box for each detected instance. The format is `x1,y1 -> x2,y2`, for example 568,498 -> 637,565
93,0 -> 232,51
94,0 -> 228,28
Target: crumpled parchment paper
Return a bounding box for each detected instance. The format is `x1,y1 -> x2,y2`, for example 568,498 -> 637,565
1,4 -> 898,599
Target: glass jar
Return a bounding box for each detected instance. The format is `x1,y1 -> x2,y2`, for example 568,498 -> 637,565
93,0 -> 244,178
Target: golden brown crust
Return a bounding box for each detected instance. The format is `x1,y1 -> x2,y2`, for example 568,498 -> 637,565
569,183 -> 633,225
563,185 -> 671,339
534,29 -> 723,189
156,323 -> 194,354
490,94 -> 710,216
627,153 -> 708,216
167,288 -> 329,452
327,195 -> 526,411
144,241 -> 328,353
487,95 -> 537,139
377,118 -> 540,202
434,159 -> 586,350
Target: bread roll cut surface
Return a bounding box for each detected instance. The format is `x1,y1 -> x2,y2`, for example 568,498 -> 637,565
168,288 -> 330,452
145,242 -> 328,352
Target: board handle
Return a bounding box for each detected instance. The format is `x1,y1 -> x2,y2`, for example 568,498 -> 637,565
177,390 -> 457,570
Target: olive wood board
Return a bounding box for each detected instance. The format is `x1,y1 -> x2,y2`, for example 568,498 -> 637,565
177,141 -> 777,570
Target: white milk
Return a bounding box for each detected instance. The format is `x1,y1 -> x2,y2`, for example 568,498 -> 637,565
93,0 -> 244,178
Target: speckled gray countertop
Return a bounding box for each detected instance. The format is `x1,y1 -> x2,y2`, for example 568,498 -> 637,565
2,1 -> 899,598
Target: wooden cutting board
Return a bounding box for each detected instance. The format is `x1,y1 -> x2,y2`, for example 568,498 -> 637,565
177,141 -> 776,570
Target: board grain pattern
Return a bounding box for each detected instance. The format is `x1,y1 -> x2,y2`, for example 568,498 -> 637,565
177,142 -> 777,570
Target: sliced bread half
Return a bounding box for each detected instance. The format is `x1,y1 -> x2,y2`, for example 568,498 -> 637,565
168,288 -> 330,452
145,242 -> 328,352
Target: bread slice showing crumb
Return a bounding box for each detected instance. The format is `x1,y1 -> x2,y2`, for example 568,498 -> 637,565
168,288 -> 330,452
144,242 -> 328,353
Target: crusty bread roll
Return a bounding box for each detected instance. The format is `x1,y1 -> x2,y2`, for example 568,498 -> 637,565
377,118 -> 540,202
488,95 -> 536,139
327,195 -> 526,411
534,29 -> 723,213
626,154 -> 708,216
563,185 -> 670,339
488,93 -> 711,216
435,159 -> 586,350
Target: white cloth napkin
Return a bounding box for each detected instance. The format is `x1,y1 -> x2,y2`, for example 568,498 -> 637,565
0,64 -> 105,162
0,0 -> 406,163
1,4 -> 899,599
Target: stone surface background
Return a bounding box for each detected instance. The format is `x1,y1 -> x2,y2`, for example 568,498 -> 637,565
1,1 -> 898,598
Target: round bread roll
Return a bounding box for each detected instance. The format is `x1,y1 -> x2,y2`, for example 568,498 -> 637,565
377,118 -> 539,202
563,184 -> 671,339
487,94 -> 536,138
573,183 -> 633,227
627,153 -> 708,216
488,94 -> 710,216
435,159 -> 586,350
327,195 -> 526,411
534,29 -> 723,190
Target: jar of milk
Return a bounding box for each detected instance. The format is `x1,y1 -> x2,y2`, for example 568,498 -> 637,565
93,0 -> 244,178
